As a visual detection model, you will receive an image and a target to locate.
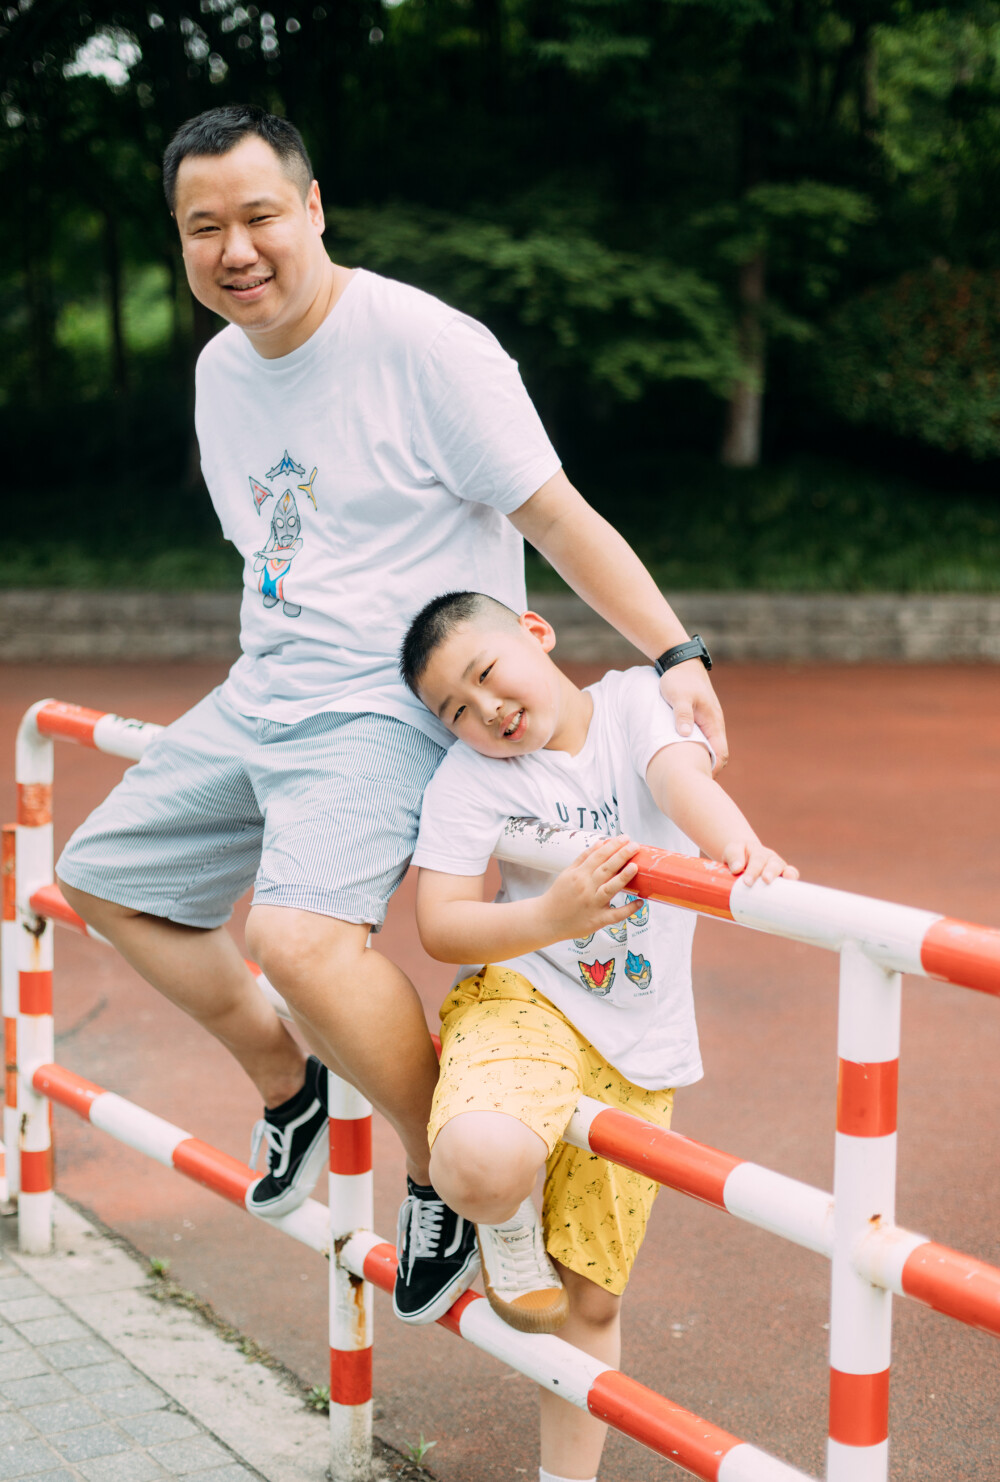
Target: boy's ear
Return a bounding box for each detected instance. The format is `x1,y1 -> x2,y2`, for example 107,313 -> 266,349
520,611 -> 556,652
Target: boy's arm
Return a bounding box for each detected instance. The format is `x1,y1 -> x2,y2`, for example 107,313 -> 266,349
416,837 -> 641,965
646,742 -> 798,885
509,469 -> 728,770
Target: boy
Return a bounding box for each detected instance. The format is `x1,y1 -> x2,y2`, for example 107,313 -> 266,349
399,591 -> 797,1482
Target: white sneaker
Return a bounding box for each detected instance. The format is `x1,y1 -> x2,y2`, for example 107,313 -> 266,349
477,1198 -> 568,1333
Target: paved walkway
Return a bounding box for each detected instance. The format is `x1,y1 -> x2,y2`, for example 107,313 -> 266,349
0,1199 -> 333,1482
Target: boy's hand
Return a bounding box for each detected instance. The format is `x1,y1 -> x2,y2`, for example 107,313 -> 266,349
723,841 -> 799,887
544,837 -> 639,941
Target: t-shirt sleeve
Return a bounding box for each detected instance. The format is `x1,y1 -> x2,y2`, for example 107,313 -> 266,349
616,666 -> 716,779
410,317 -> 561,514
412,745 -> 512,876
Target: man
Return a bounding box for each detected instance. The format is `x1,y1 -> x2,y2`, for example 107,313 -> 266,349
57,104 -> 728,1324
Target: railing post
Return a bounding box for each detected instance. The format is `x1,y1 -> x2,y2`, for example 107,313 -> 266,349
826,942 -> 901,1481
2,824 -> 20,1201
327,1070 -> 374,1481
15,704 -> 56,1253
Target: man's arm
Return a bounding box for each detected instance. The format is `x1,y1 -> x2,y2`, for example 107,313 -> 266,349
415,838 -> 640,965
509,469 -> 729,770
646,742 -> 797,885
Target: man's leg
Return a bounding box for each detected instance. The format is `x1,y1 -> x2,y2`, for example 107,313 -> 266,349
244,906 -> 438,1183
57,883 -> 307,1109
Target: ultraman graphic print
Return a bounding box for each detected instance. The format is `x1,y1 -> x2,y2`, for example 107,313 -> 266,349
247,450 -> 319,619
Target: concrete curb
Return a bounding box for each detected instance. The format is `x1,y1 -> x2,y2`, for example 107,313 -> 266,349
2,589 -> 1000,663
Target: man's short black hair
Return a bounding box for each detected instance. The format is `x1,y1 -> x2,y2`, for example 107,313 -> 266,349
400,592 -> 519,696
163,104 -> 313,213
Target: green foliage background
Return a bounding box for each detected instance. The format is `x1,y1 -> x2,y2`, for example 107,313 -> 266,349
2,0 -> 999,590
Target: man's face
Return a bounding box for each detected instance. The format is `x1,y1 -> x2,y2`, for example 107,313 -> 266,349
174,136 -> 327,355
417,615 -> 564,759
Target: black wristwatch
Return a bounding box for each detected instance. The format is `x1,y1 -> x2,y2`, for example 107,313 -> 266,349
653,633 -> 712,675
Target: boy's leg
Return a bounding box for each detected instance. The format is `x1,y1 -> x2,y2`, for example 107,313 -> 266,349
537,1052 -> 675,1477
539,1266 -> 621,1482
424,969 -> 587,1332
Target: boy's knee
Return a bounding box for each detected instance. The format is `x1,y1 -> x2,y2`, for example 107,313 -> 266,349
430,1112 -> 544,1220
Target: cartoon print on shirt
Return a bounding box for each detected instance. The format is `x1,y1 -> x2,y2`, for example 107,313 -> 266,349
267,450 -> 305,481
579,958 -> 616,996
249,476 -> 273,512
297,467 -> 318,509
604,917 -> 628,945
253,489 -> 304,617
625,952 -> 652,989
573,933 -> 595,951
625,894 -> 649,928
248,453 -> 318,618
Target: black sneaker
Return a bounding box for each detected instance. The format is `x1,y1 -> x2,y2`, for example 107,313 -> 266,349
245,1055 -> 329,1217
392,1177 -> 480,1324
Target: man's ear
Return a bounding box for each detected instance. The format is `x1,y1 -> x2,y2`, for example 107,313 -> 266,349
307,180 -> 325,233
520,611 -> 556,653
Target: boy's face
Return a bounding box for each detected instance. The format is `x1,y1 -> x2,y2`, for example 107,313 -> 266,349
418,613 -> 565,758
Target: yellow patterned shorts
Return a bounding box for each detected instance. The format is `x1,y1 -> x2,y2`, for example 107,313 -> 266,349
428,965 -> 675,1295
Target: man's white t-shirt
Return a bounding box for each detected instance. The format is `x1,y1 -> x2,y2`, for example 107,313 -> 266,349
412,667 -> 712,1089
195,269 -> 561,745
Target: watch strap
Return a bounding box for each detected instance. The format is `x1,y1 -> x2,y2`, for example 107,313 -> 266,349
653,633 -> 712,675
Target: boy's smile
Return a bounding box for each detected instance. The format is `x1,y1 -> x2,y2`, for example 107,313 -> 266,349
417,612 -> 593,758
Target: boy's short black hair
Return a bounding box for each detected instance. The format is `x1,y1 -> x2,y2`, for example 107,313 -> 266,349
400,591 -> 519,695
163,104 -> 313,212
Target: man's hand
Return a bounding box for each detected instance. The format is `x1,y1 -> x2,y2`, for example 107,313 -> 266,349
543,837 -> 639,942
658,659 -> 729,775
723,841 -> 798,887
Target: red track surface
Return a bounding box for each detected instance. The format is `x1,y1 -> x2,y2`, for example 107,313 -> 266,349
2,660 -> 999,1481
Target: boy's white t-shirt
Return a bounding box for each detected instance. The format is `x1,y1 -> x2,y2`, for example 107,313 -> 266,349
194,269 -> 561,745
412,666 -> 710,1089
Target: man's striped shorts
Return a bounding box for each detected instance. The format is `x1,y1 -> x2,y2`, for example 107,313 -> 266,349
57,685 -> 445,930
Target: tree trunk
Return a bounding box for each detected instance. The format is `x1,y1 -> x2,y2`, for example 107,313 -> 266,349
103,208 -> 128,396
721,251 -> 766,468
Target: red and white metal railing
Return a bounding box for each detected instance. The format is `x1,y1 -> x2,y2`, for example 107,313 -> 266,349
6,697 -> 1000,1482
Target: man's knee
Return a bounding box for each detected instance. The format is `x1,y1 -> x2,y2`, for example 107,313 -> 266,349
245,905 -> 368,989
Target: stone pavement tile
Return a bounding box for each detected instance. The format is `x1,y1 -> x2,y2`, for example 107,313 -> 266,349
146,1439 -> 230,1477
30,1471 -> 79,1482
0,1421 -> 33,1447
0,1333 -> 28,1357
0,1357 -> 47,1385
41,1344 -> 116,1373
23,1400 -> 102,1436
11,1324 -> 88,1350
50,1427 -> 130,1464
66,1369 -> 142,1399
117,1417 -> 195,1448
0,1381 -> 73,1410
79,1455 -> 165,1482
91,1390 -> 166,1421
181,1469 -> 256,1482
0,1304 -> 64,1328
0,1286 -> 44,1306
0,1439 -> 62,1478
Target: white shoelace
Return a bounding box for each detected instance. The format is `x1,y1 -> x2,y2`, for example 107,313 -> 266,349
480,1201 -> 559,1295
399,1196 -> 465,1283
248,1118 -> 287,1174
